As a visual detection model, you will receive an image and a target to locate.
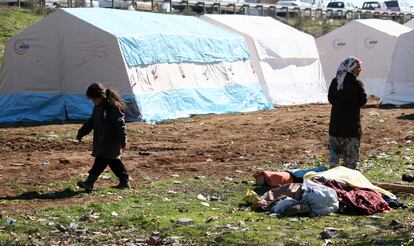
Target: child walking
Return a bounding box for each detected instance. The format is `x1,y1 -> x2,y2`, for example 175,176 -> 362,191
77,83 -> 129,192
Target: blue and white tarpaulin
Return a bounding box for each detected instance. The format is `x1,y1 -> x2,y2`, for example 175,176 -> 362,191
0,8 -> 271,123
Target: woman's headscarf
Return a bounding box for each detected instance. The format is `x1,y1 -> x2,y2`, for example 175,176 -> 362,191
335,56 -> 362,91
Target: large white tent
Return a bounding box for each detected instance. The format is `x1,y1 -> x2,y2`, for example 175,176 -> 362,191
201,14 -> 328,106
381,29 -> 414,106
0,8 -> 271,123
317,19 -> 411,98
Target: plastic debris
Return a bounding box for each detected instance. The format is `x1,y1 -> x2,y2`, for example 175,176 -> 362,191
6,218 -> 15,226
40,162 -> 49,167
69,222 -> 79,229
241,189 -> 260,204
320,227 -> 339,239
177,218 -> 193,225
197,194 -> 207,201
368,215 -> 384,220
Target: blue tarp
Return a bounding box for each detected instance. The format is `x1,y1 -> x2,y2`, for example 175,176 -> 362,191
0,82 -> 271,123
288,166 -> 328,178
63,8 -> 250,67
135,82 -> 272,122
0,93 -> 66,122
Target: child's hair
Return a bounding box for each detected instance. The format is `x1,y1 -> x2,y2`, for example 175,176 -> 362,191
86,83 -> 125,112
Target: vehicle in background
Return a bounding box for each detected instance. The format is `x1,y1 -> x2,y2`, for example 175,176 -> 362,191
276,0 -> 314,8
361,1 -> 388,10
325,1 -> 358,18
384,0 -> 411,12
0,0 -> 30,6
99,0 -> 131,8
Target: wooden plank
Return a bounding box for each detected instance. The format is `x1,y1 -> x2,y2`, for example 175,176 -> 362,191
373,182 -> 414,194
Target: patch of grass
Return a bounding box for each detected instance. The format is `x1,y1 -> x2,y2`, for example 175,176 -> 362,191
0,7 -> 45,67
1,144 -> 414,245
282,17 -> 349,38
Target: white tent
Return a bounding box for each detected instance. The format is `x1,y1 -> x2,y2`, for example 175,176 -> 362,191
201,14 -> 328,106
381,29 -> 414,106
317,19 -> 411,98
404,19 -> 414,29
0,8 -> 271,123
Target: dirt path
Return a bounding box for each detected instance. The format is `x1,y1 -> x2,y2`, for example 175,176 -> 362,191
0,102 -> 413,214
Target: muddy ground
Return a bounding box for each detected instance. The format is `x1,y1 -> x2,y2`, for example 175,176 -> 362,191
0,100 -> 413,214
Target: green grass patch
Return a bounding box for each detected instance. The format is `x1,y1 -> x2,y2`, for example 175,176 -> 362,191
1,143 -> 413,245
0,7 -> 45,67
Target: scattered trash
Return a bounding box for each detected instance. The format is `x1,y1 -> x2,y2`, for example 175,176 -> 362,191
80,212 -> 100,221
201,202 -> 210,207
365,225 -> 379,229
111,211 -> 119,217
56,224 -> 67,232
171,174 -> 180,178
6,218 -> 15,226
194,176 -> 206,180
320,227 -> 339,239
177,218 -> 193,225
40,162 -> 49,167
241,189 -> 260,204
31,238 -> 45,246
224,224 -> 239,231
206,159 -> 213,162
224,176 -> 234,182
47,221 -> 56,226
402,174 -> 414,182
138,151 -> 150,156
210,196 -> 220,201
24,215 -> 35,221
167,190 -> 178,194
10,163 -> 24,167
369,111 -> 380,116
368,215 -> 384,220
69,222 -> 78,230
197,194 -> 207,201
100,175 -> 112,180
322,239 -> 333,246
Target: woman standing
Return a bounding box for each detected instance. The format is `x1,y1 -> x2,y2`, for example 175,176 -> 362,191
328,57 -> 367,169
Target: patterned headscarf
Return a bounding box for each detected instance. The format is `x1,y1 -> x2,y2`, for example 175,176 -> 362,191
336,56 -> 362,91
